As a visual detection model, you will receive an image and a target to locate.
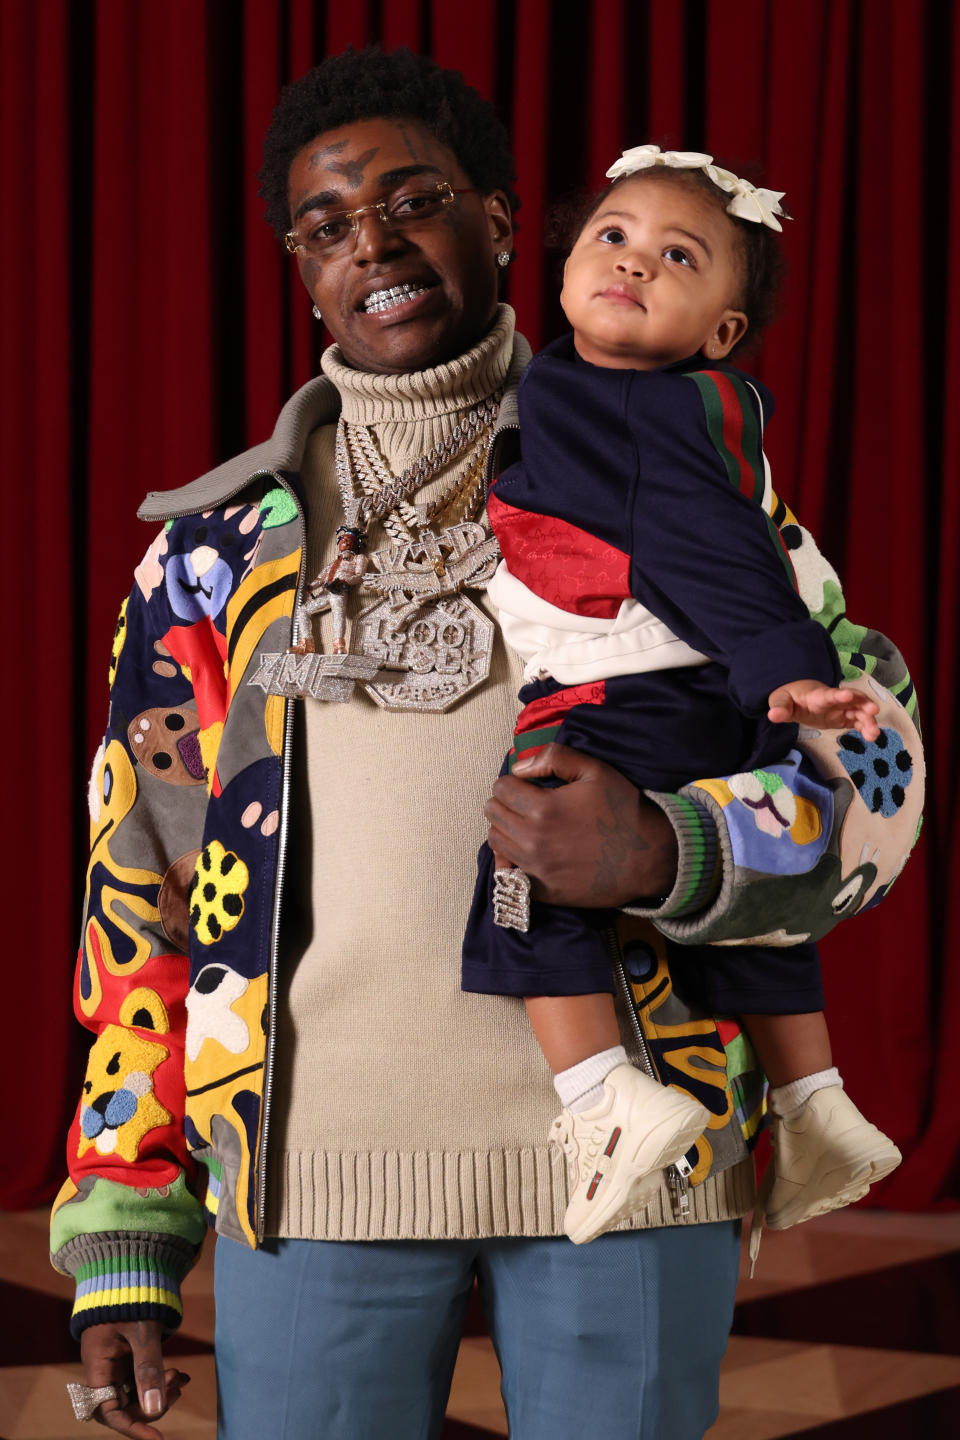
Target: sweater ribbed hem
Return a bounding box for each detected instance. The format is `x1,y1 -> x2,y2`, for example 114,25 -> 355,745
267,1149 -> 756,1240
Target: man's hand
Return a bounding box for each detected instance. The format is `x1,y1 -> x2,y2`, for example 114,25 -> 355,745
768,678 -> 880,741
79,1321 -> 190,1438
485,743 -> 678,907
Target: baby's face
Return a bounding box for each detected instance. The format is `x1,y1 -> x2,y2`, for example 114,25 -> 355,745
560,175 -> 748,370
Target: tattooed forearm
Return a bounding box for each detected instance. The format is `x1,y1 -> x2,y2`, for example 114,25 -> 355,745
590,783 -> 652,899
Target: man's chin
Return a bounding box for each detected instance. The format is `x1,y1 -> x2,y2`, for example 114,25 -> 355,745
334,305 -> 491,376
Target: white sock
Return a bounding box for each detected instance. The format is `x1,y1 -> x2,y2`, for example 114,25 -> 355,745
769,1066 -> 843,1120
554,1046 -> 627,1114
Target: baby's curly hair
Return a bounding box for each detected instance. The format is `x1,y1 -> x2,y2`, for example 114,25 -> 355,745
258,46 -> 520,240
550,164 -> 787,356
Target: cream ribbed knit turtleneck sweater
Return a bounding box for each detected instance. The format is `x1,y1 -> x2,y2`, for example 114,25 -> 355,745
266,306 -> 753,1239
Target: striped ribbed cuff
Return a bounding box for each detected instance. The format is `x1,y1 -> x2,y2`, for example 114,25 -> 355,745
625,789 -> 721,920
57,1234 -> 196,1340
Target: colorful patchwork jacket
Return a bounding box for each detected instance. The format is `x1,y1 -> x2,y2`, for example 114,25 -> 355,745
50,348 -> 924,1339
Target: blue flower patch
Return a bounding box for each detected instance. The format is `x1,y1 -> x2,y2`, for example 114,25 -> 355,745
836,728 -> 913,817
164,518 -> 250,622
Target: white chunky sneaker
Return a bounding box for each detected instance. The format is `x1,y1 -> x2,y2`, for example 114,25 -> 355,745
550,1064 -> 709,1245
764,1085 -> 902,1231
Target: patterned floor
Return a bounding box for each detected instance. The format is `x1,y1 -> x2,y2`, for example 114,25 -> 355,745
2,1208 -> 958,1438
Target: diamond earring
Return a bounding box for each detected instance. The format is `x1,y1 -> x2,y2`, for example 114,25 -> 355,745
312,305 -> 322,320
496,251 -> 511,268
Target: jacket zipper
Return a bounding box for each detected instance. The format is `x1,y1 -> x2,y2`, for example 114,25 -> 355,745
252,472 -> 308,1241
484,421 -> 519,501
608,927 -> 691,1222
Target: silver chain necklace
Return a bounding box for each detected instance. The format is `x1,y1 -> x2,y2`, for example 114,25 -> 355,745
341,422 -> 489,546
334,394 -> 500,531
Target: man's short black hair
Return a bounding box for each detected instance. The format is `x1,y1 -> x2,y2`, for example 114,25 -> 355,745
259,46 -> 520,240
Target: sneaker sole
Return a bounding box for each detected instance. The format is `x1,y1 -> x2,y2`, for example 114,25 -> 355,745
766,1139 -> 902,1230
565,1093 -> 709,1245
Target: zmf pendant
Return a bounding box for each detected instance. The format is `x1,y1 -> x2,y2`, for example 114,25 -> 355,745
246,650 -> 384,703
357,594 -> 494,712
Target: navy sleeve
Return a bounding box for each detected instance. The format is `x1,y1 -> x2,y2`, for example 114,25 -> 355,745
623,368 -> 841,714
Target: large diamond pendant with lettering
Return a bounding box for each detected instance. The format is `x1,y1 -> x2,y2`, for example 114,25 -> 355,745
356,594 -> 494,712
245,650 -> 386,703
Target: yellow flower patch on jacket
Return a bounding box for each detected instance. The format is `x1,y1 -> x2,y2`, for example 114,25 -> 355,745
188,842 -> 249,945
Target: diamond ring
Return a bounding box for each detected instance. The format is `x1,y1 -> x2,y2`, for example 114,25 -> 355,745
66,1380 -> 132,1422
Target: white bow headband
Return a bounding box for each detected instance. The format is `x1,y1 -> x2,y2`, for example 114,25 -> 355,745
605,145 -> 787,232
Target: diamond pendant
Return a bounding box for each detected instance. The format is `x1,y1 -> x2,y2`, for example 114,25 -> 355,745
245,649 -> 388,703
356,593 -> 494,711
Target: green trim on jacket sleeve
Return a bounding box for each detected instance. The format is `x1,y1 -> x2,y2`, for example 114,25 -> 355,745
623,789 -> 725,924
648,764 -> 833,946
628,654 -> 923,946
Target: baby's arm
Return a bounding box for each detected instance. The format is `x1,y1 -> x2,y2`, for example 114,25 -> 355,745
768,678 -> 880,739
623,371 -> 842,712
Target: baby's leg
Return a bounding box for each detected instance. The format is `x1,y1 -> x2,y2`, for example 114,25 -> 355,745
525,993 -> 708,1245
526,991 -> 630,1118
740,1009 -> 832,1087
525,993 -> 622,1079
741,1009 -> 901,1233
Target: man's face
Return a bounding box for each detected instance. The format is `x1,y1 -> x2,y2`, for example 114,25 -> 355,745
286,117 -> 512,374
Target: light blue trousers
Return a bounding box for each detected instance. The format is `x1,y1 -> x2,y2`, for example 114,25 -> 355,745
215,1222 -> 741,1440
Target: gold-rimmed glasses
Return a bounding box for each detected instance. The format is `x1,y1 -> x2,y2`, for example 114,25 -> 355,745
284,180 -> 477,257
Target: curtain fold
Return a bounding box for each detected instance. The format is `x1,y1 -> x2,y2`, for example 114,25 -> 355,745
2,0 -> 954,1211
1,0 -> 82,1210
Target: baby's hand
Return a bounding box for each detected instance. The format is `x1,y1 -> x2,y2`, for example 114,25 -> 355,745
767,679 -> 880,741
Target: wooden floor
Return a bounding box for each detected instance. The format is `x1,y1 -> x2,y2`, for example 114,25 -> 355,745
3,1207 -> 958,1438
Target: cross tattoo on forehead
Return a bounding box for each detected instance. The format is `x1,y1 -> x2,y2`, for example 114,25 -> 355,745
325,147 -> 381,190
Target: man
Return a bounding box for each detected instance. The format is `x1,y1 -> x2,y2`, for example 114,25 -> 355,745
52,47 -> 922,1440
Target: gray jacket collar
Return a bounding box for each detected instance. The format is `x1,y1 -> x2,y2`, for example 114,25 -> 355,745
138,335 -> 531,523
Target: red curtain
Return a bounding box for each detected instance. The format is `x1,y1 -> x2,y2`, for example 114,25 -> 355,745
2,0 -> 956,1210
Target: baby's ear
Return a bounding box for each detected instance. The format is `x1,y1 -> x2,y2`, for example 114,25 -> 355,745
705,309 -> 748,360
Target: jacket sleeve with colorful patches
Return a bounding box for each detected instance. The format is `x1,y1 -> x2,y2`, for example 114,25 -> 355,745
49,527 -> 214,1336
49,475 -> 304,1339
